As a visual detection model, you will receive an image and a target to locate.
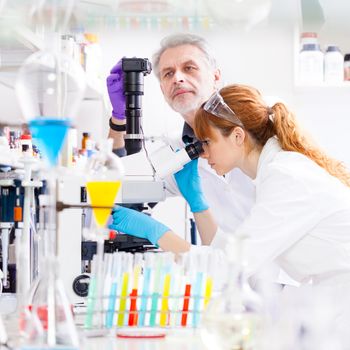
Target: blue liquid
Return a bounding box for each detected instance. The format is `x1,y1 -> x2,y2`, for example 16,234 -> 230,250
29,118 -> 70,167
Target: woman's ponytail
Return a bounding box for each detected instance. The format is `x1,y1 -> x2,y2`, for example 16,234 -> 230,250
272,103 -> 350,187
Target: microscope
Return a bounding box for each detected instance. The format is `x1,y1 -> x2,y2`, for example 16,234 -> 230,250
42,58 -> 204,302
117,57 -> 203,202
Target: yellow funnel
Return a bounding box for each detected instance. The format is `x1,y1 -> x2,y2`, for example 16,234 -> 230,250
86,181 -> 122,228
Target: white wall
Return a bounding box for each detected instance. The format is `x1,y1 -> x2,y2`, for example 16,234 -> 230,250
90,18 -> 350,167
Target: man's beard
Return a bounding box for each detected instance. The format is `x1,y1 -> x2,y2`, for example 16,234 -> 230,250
171,95 -> 203,116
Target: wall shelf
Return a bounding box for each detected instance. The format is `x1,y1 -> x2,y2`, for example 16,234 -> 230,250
294,81 -> 350,89
0,25 -> 104,99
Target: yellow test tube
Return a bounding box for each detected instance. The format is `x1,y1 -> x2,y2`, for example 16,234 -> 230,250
117,272 -> 129,326
160,274 -> 171,327
203,276 -> 213,308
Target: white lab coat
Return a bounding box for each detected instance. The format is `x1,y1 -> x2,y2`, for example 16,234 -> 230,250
211,137 -> 350,286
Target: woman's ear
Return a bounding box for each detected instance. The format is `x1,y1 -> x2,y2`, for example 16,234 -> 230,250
214,68 -> 221,88
232,127 -> 245,146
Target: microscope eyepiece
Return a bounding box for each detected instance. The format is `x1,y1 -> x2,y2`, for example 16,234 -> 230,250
185,141 -> 204,160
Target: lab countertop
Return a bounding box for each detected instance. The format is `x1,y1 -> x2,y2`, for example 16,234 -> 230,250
82,329 -> 206,350
1,294 -> 207,350
3,314 -> 206,350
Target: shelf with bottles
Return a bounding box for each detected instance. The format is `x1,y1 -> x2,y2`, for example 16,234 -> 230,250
293,25 -> 350,89
0,29 -> 104,99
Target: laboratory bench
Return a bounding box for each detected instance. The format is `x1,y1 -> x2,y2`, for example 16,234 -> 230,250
3,315 -> 206,350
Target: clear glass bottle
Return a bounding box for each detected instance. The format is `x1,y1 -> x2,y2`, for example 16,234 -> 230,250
201,235 -> 264,350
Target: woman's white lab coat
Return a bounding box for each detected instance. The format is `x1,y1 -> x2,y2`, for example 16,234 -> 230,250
212,137 -> 350,286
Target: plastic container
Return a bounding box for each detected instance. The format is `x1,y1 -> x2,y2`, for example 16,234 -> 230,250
344,53 -> 350,81
324,46 -> 344,84
298,43 -> 324,84
300,32 -> 318,49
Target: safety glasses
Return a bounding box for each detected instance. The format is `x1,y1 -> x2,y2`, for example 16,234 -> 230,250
203,91 -> 244,128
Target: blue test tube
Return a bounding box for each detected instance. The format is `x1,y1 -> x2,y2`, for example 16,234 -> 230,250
138,253 -> 153,327
149,254 -> 163,327
106,253 -> 121,328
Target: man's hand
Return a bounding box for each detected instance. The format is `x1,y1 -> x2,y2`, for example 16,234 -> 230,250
106,59 -> 126,120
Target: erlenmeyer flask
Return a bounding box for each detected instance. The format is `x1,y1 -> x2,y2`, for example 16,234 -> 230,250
201,235 -> 264,350
29,257 -> 79,348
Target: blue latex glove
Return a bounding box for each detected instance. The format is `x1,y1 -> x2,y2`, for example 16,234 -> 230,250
106,59 -> 125,120
109,206 -> 169,245
174,159 -> 209,213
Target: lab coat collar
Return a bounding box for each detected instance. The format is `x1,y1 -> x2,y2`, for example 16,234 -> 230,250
255,137 -> 281,181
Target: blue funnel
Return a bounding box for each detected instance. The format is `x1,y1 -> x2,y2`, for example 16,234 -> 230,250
29,118 -> 71,167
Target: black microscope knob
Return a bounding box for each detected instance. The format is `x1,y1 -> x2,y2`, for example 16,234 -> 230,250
72,274 -> 90,297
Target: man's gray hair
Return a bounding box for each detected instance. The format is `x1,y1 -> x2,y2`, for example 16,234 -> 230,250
152,33 -> 217,79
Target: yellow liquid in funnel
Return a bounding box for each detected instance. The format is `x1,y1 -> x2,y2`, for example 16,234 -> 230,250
86,181 -> 121,228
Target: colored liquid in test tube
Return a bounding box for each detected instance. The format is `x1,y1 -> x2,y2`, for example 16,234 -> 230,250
106,253 -> 121,328
149,255 -> 163,327
128,253 -> 142,326
138,253 -> 153,327
117,254 -> 132,327
160,253 -> 173,327
84,256 -> 98,329
181,284 -> 192,327
86,181 -> 121,227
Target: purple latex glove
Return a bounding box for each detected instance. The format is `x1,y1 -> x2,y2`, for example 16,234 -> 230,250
106,59 -> 125,120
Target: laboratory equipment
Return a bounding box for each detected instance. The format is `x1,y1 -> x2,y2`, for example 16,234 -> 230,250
14,19 -> 86,346
84,139 -> 123,330
324,45 -> 344,83
0,310 -> 8,349
201,235 -> 264,350
112,56 -> 203,203
81,249 -> 220,332
122,57 -> 152,155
